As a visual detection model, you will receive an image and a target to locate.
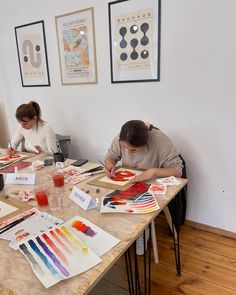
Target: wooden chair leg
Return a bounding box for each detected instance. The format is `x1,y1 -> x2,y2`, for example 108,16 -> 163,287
163,207 -> 177,239
151,220 -> 159,264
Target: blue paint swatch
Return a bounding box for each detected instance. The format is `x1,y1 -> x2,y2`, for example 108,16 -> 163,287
36,237 -> 70,277
28,239 -> 62,280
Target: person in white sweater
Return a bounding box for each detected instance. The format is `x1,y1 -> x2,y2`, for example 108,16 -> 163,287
7,101 -> 57,156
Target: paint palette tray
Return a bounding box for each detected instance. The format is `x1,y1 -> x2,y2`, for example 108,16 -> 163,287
0,208 -> 63,250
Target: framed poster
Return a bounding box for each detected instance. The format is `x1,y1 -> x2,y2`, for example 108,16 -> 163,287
15,20 -> 50,87
108,0 -> 161,83
55,7 -> 98,85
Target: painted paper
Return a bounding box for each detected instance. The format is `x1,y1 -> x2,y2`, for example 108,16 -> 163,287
0,154 -> 27,167
18,225 -> 102,288
100,182 -> 160,214
58,165 -> 89,185
98,168 -> 141,186
64,216 -> 120,256
0,161 -> 31,173
148,184 -> 167,195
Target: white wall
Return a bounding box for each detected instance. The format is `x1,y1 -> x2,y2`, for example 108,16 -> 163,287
0,0 -> 235,233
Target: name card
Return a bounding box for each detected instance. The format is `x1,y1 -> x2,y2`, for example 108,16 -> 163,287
5,173 -> 36,185
69,186 -> 97,211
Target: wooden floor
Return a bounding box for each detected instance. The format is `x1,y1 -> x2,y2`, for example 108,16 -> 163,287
89,216 -> 236,295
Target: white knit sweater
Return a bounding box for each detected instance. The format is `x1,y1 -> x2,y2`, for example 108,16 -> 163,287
11,121 -> 57,155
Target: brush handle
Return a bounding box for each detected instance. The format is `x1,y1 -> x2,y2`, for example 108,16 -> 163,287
0,212 -> 35,235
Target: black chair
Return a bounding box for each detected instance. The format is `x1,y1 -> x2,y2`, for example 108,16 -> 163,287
56,134 -> 71,158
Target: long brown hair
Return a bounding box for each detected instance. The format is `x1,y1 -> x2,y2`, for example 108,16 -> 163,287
15,101 -> 43,128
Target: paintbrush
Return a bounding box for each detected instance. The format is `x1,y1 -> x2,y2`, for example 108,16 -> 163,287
97,159 -> 115,176
9,140 -> 13,149
80,166 -> 103,174
0,212 -> 36,235
8,140 -> 14,155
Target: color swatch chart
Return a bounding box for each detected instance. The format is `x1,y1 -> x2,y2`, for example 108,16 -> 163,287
101,192 -> 160,214
18,216 -> 120,288
100,182 -> 160,214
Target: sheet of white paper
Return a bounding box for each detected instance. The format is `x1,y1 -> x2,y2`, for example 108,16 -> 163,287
0,201 -> 18,218
156,176 -> 181,186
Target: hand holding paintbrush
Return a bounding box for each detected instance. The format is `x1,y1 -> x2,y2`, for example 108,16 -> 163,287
97,159 -> 115,178
7,140 -> 15,155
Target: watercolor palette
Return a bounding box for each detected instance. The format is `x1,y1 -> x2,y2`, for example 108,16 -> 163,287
0,208 -> 63,250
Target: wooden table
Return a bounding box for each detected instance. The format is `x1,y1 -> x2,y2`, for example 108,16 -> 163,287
0,152 -> 188,295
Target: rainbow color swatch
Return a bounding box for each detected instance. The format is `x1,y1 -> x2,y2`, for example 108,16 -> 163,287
101,192 -> 160,214
18,225 -> 101,288
18,216 -> 120,287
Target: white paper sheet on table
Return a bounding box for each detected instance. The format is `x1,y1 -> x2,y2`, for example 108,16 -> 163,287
156,176 -> 181,186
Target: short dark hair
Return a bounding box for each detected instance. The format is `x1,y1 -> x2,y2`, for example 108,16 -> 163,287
119,120 -> 149,147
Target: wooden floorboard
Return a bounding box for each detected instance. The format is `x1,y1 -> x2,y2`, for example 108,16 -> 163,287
88,216 -> 236,295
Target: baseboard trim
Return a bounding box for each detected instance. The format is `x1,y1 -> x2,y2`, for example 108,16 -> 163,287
184,219 -> 236,240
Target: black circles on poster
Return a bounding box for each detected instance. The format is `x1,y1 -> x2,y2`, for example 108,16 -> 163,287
140,23 -> 149,46
119,21 -> 150,62
119,27 -> 127,48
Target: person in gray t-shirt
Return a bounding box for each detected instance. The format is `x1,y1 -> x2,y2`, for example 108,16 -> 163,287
105,120 -> 183,183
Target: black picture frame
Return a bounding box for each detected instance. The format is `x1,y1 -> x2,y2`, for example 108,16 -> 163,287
15,20 -> 50,87
108,0 -> 161,83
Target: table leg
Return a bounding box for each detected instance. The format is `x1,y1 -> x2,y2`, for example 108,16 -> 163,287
125,223 -> 152,294
171,196 -> 181,276
125,249 -> 135,295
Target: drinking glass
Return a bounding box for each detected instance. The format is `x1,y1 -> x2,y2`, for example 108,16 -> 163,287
52,173 -> 64,187
34,185 -> 49,206
48,187 -> 63,211
52,166 -> 64,187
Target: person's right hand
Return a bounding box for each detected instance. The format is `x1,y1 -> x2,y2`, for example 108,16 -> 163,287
7,147 -> 15,155
105,165 -> 116,178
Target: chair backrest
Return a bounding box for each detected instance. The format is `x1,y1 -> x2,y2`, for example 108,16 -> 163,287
179,154 -> 187,179
56,134 -> 71,158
